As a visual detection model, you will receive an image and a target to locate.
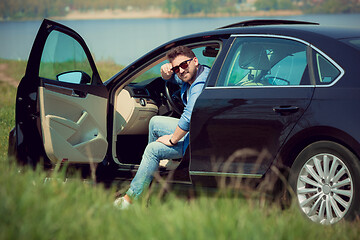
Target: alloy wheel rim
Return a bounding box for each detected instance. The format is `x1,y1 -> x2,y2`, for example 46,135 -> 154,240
296,153 -> 353,224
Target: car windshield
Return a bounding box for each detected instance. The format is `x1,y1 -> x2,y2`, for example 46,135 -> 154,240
340,37 -> 360,51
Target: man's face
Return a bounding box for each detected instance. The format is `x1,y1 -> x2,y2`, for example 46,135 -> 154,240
171,55 -> 199,84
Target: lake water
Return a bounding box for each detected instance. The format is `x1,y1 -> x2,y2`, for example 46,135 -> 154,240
0,13 -> 359,65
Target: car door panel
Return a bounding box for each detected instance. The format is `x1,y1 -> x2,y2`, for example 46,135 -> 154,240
15,19 -> 108,165
190,87 -> 314,176
39,84 -> 107,163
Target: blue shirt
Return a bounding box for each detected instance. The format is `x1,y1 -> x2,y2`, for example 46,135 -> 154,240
168,65 -> 210,155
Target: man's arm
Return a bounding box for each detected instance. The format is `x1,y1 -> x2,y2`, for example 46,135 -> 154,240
156,82 -> 204,147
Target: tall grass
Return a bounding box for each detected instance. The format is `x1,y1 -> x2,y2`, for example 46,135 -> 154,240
0,59 -> 359,239
1,162 -> 359,240
0,83 -> 16,162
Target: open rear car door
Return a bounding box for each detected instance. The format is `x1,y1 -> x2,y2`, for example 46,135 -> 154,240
15,19 -> 108,165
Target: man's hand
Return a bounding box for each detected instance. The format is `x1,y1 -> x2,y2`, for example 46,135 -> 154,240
160,63 -> 173,80
156,126 -> 188,147
156,134 -> 174,146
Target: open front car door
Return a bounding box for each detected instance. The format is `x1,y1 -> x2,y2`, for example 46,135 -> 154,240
15,19 -> 108,165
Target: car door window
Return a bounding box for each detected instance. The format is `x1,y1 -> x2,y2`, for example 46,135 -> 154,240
39,30 -> 93,85
132,45 -> 218,84
216,37 -> 308,87
192,46 -> 217,67
315,52 -> 341,85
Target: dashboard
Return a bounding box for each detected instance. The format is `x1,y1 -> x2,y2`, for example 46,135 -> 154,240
115,77 -> 176,135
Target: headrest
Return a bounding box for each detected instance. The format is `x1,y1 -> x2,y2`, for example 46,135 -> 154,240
238,43 -> 271,71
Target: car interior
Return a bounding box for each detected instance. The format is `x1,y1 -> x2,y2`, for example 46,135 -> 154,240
111,42 -> 221,167
219,38 -> 308,87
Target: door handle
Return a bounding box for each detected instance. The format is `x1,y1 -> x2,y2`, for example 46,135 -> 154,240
71,90 -> 87,98
273,106 -> 300,115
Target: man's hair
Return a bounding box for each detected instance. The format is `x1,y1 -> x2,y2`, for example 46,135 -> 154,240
166,45 -> 195,62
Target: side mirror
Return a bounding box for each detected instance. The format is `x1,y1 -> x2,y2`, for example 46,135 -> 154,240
56,71 -> 91,85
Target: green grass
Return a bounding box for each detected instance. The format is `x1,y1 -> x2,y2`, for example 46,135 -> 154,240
0,59 -> 27,81
0,83 -> 16,162
96,60 -> 125,81
0,59 -> 359,239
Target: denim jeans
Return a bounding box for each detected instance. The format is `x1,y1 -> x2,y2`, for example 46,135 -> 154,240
126,116 -> 184,199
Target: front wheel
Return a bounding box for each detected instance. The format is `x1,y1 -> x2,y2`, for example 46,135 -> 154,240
289,141 -> 360,225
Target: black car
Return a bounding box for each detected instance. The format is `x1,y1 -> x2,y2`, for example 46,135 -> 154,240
8,19 -> 360,224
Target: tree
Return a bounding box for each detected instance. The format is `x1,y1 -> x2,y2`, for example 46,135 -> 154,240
302,0 -> 360,13
173,0 -> 219,15
255,0 -> 293,10
255,0 -> 277,10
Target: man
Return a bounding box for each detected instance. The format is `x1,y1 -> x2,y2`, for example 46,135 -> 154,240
114,45 -> 210,209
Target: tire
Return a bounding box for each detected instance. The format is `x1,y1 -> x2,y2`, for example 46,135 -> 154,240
289,141 -> 360,225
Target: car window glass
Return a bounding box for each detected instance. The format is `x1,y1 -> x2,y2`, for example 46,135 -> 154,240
192,46 -> 217,68
315,53 -> 341,85
132,61 -> 163,84
39,30 -> 93,85
132,46 -> 217,84
216,37 -> 308,87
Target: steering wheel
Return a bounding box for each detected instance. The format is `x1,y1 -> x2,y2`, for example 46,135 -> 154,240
265,76 -> 290,86
165,81 -> 184,115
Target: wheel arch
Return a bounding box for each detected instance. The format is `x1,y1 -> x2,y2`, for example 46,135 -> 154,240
278,126 -> 360,169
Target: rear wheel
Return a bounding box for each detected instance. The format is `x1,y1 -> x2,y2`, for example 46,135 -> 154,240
289,141 -> 360,225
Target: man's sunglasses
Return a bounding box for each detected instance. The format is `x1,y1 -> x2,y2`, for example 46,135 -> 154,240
171,58 -> 193,73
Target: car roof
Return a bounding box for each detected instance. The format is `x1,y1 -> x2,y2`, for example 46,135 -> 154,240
193,19 -> 360,41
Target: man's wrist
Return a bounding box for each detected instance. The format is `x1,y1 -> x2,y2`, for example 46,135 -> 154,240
161,74 -> 172,80
169,138 -> 177,146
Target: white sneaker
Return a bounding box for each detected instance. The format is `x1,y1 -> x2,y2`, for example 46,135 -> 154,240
159,159 -> 180,170
113,197 -> 131,210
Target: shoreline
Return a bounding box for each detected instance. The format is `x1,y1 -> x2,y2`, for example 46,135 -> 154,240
53,9 -> 304,21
